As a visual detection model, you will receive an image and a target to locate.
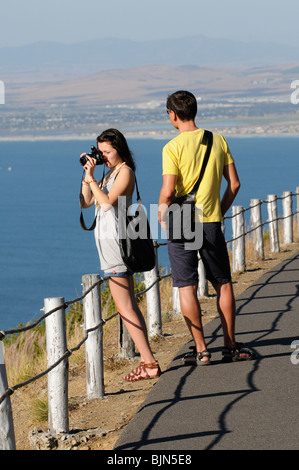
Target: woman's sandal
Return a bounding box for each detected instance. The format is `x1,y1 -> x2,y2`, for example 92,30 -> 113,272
222,342 -> 256,363
124,360 -> 162,382
183,346 -> 211,366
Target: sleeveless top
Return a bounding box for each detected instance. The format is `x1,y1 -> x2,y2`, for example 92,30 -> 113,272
94,166 -> 133,274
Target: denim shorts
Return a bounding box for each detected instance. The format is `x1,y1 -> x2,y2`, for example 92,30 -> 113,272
167,222 -> 231,287
105,270 -> 133,278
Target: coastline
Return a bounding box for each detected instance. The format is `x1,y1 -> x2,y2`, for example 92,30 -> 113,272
0,127 -> 298,142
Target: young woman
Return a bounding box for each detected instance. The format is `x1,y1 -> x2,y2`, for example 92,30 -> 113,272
80,128 -> 161,381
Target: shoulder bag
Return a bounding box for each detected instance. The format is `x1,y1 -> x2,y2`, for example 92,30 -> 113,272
119,177 -> 156,273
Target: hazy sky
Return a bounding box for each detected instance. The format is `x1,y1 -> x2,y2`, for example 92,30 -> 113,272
1,0 -> 298,48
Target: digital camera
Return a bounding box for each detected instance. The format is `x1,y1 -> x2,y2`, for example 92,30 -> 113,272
80,145 -> 105,166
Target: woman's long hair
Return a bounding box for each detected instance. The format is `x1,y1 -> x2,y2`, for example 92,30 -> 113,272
97,128 -> 136,171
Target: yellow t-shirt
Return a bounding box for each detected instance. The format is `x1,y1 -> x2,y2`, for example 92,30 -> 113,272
162,128 -> 234,222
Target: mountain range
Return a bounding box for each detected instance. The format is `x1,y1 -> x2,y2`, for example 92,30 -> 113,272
2,35 -> 299,82
1,35 -> 299,115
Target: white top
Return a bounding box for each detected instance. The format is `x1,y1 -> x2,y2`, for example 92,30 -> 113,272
94,166 -> 133,274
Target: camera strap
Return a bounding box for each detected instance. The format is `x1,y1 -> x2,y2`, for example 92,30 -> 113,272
79,210 -> 97,231
79,166 -> 106,231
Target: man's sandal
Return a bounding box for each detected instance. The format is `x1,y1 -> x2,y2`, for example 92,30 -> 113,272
124,360 -> 162,382
183,346 -> 211,366
222,342 -> 256,363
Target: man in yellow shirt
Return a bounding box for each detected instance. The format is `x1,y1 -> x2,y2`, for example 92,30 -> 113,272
158,90 -> 256,364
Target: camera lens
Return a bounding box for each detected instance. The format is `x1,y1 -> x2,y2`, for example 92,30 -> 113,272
80,155 -> 87,166
79,146 -> 104,166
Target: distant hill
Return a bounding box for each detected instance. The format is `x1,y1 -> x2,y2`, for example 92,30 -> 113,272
2,35 -> 299,82
6,63 -> 299,107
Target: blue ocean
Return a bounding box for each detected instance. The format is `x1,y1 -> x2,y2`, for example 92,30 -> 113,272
0,136 -> 298,331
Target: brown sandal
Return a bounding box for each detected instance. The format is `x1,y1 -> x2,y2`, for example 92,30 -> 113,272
124,360 -> 161,382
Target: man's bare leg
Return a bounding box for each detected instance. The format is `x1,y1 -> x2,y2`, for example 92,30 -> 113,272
213,281 -> 252,358
179,284 -> 209,362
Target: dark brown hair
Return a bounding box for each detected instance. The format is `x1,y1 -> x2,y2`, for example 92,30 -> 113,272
166,90 -> 197,122
97,128 -> 136,171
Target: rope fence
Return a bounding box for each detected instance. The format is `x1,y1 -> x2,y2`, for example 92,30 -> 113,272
0,186 -> 298,449
225,192 -> 298,242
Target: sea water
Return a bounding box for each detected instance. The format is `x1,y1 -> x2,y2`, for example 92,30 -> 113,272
0,136 -> 298,330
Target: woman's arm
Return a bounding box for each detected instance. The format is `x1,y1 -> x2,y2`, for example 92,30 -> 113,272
80,181 -> 96,208
83,155 -> 135,212
90,167 -> 134,211
79,153 -> 96,208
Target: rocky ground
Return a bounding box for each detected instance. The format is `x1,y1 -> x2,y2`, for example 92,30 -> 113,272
9,242 -> 299,451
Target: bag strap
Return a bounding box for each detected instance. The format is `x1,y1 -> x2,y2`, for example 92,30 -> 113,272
135,175 -> 141,202
189,130 -> 213,196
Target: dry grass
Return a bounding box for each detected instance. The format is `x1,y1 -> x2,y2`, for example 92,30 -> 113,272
4,329 -> 46,385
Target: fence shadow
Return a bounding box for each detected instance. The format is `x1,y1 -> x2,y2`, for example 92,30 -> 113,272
115,252 -> 299,450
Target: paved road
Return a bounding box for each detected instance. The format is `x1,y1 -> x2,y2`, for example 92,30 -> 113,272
115,252 -> 299,450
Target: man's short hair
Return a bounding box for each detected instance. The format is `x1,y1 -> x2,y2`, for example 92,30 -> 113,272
166,90 -> 197,121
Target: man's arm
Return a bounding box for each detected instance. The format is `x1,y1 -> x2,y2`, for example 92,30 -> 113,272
221,163 -> 241,217
158,174 -> 177,230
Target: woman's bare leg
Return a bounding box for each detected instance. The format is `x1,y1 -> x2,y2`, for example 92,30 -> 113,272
109,276 -> 159,377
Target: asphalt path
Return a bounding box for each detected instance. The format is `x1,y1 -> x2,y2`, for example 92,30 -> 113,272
115,251 -> 299,451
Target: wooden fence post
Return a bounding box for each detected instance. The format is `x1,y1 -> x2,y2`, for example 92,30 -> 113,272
267,195 -> 280,253
282,191 -> 293,245
118,317 -> 135,359
0,341 -> 16,450
250,198 -> 264,260
82,274 -> 104,399
172,287 -> 181,314
197,255 -> 208,297
144,241 -> 162,338
232,206 -> 246,272
45,297 -> 69,435
296,187 -> 299,232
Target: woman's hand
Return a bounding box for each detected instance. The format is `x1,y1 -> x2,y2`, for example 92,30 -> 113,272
81,154 -> 97,181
